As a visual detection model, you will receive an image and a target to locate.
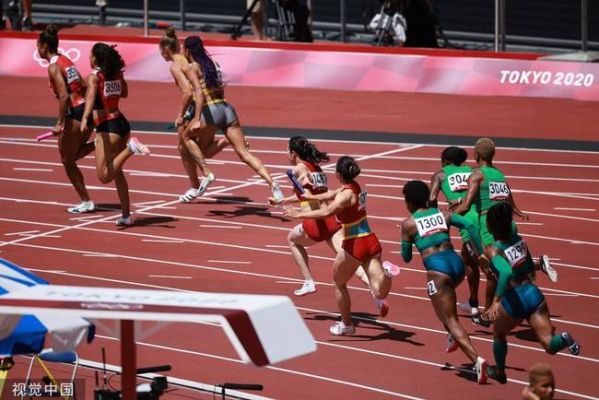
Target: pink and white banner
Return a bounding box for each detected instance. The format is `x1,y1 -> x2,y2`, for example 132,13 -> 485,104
1,37 -> 598,101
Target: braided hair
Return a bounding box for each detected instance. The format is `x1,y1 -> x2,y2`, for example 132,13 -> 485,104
92,43 -> 125,80
183,36 -> 220,90
289,136 -> 329,164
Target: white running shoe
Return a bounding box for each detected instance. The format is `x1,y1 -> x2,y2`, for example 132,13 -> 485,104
475,357 -> 488,384
179,187 -> 200,203
459,302 -> 479,316
271,182 -> 285,204
540,254 -> 558,283
382,261 -> 400,278
127,137 -> 150,155
445,333 -> 458,353
115,215 -> 134,227
329,321 -> 356,336
294,281 -> 316,296
67,201 -> 95,214
198,173 -> 216,196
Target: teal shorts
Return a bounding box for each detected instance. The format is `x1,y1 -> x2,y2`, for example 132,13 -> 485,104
501,283 -> 544,319
423,250 -> 465,284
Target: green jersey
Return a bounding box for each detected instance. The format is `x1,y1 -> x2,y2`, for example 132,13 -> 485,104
476,166 -> 510,214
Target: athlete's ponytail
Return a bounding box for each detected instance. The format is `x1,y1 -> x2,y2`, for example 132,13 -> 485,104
38,23 -> 59,53
288,136 -> 329,164
159,26 -> 180,53
92,43 -> 125,80
183,36 -> 220,90
336,156 -> 360,182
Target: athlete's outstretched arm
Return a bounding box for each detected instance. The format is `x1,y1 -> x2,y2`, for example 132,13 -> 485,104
453,170 -> 482,215
400,220 -> 413,263
449,213 -> 483,255
507,185 -> 529,220
284,189 -> 350,219
428,170 -> 443,208
80,74 -> 98,133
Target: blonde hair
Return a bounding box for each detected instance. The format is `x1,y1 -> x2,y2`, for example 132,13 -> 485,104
529,363 -> 554,385
159,26 -> 180,53
474,137 -> 495,160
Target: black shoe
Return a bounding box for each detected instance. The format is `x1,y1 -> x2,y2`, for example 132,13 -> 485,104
486,365 -> 507,384
472,313 -> 491,328
561,332 -> 580,355
6,1 -> 21,30
22,17 -> 33,31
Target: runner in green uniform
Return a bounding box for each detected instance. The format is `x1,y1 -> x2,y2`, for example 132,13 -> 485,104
401,180 -> 488,384
483,203 -> 580,384
429,146 -> 481,317
452,138 -> 557,324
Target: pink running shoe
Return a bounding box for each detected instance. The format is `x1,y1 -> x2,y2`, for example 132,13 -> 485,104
382,261 -> 400,278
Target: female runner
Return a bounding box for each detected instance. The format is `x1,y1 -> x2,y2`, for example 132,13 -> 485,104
400,180 -> 487,384
284,156 -> 399,335
37,24 -> 95,213
181,35 -> 284,202
80,43 -> 149,226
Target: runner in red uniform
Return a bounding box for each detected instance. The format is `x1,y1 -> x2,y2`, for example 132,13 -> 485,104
37,24 -> 95,213
80,43 -> 150,227
285,156 -> 399,335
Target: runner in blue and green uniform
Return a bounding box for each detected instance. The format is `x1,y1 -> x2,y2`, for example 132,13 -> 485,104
400,180 -> 488,384
429,146 -> 481,317
482,203 -> 580,384
452,138 -> 557,324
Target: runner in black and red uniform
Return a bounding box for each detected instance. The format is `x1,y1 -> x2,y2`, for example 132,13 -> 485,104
80,43 -> 150,227
37,24 -> 95,214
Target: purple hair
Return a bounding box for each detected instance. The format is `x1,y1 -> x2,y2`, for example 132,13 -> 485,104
184,36 -> 220,90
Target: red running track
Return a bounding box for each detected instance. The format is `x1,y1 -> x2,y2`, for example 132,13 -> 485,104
1,123 -> 598,399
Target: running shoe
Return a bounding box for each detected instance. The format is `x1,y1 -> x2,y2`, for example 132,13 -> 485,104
475,357 -> 488,384
115,215 -> 134,227
198,173 -> 216,196
179,187 -> 200,203
294,281 -> 316,296
560,332 -> 580,355
373,296 -> 390,318
459,302 -> 479,316
445,333 -> 458,353
67,201 -> 95,214
540,254 -> 558,283
486,365 -> 506,384
329,321 -> 356,336
271,182 -> 285,204
127,137 -> 150,155
472,313 -> 492,328
21,17 -> 33,31
382,261 -> 400,278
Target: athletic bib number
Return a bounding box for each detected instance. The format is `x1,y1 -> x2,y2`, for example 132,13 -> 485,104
504,240 -> 528,268
310,172 -> 327,189
489,181 -> 510,201
103,80 -> 122,97
65,66 -> 79,84
427,280 -> 437,296
357,191 -> 367,211
447,172 -> 470,192
415,212 -> 448,237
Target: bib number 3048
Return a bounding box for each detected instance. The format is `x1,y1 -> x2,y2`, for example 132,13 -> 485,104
489,181 -> 510,201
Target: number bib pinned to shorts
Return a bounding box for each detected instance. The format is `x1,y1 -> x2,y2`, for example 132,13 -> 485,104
415,212 -> 448,237
504,239 -> 528,268
447,172 -> 470,192
489,181 -> 510,201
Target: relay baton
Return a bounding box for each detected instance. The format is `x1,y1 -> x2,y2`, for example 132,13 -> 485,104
36,131 -> 54,141
286,169 -> 305,194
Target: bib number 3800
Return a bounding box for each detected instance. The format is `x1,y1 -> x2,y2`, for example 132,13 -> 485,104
103,80 -> 122,97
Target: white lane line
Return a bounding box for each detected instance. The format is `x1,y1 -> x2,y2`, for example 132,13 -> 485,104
404,287 -> 426,291
265,245 -> 288,248
198,224 -> 242,229
13,167 -> 53,172
365,183 -> 404,188
142,239 -> 185,244
591,277 -> 599,280
82,253 -> 119,257
207,260 -> 252,264
69,214 -> 106,222
134,200 -> 168,206
148,274 -> 192,280
128,171 -> 173,177
543,293 -> 579,297
554,207 -> 596,212
4,230 -> 40,236
518,222 -> 544,226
